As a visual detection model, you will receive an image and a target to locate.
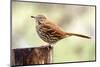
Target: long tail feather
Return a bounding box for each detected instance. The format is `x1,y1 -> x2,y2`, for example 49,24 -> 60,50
66,33 -> 91,39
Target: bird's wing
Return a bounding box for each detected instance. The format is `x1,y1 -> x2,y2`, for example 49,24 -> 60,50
42,20 -> 66,37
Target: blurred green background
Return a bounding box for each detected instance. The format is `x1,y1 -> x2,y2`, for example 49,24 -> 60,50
12,1 -> 95,63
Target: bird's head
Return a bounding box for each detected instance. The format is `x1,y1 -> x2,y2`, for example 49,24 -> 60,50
31,15 -> 47,24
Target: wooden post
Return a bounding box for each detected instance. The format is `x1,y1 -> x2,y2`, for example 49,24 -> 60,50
11,45 -> 53,66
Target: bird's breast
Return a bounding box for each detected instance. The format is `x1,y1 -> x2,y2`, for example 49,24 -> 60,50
36,25 -> 64,44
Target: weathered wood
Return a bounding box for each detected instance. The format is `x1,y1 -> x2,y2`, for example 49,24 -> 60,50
11,45 -> 53,66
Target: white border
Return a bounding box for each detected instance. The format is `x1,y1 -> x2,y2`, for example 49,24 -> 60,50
0,0 -> 99,67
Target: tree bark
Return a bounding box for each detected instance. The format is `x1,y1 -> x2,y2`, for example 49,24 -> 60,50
11,45 -> 53,66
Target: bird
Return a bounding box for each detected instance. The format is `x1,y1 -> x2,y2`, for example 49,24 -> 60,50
31,15 -> 91,45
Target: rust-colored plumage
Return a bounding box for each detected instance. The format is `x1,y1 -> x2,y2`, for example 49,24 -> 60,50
31,15 -> 91,44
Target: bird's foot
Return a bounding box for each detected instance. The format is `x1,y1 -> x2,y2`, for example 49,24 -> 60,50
40,44 -> 53,49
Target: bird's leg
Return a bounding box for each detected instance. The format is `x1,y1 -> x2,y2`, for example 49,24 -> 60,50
48,43 -> 53,48
40,43 -> 52,48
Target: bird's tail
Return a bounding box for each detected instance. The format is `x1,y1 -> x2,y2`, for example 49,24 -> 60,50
66,33 -> 91,39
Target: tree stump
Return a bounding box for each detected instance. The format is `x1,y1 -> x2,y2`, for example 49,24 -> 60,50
11,45 -> 53,66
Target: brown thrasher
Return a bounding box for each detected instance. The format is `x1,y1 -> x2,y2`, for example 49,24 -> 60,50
31,15 -> 91,45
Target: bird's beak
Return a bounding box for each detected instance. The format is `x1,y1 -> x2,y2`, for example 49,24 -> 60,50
31,16 -> 35,18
